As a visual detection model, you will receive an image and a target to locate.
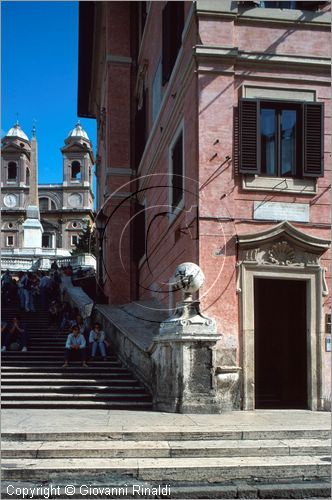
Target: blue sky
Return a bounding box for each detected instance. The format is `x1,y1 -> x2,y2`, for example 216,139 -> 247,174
2,1 -> 97,191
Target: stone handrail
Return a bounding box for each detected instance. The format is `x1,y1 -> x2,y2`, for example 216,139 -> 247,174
60,275 -> 94,320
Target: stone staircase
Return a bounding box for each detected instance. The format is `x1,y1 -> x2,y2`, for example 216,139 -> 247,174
1,305 -> 330,498
1,306 -> 152,410
1,427 -> 331,498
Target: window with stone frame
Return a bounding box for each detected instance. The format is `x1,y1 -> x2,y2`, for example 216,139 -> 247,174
42,233 -> 53,248
6,235 -> 14,246
71,234 -> 79,246
8,162 -> 17,181
133,201 -> 146,262
39,197 -> 49,211
239,98 -> 324,178
162,1 -> 184,85
135,86 -> 147,168
170,130 -> 184,210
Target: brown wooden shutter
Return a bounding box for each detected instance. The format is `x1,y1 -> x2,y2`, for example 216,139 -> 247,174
239,98 -> 260,174
303,102 -> 324,177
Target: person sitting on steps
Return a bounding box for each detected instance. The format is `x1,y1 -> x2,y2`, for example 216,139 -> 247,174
89,322 -> 107,361
63,324 -> 87,368
71,314 -> 87,338
1,315 -> 28,352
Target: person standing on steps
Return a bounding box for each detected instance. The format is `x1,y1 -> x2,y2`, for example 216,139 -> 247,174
63,324 -> 87,368
89,322 -> 107,361
1,315 -> 28,352
51,260 -> 59,271
25,273 -> 36,312
38,272 -> 52,309
1,270 -> 12,302
18,271 -> 30,312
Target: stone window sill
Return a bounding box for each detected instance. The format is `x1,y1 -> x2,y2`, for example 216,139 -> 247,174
242,175 -> 317,195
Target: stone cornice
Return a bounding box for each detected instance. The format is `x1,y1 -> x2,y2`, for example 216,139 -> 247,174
106,54 -> 132,65
238,221 -> 330,253
195,45 -> 331,71
236,6 -> 330,27
195,2 -> 330,27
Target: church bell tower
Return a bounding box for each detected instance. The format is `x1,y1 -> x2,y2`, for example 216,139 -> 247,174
61,121 -> 94,211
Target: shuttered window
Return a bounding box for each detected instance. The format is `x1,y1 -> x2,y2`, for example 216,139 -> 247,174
303,102 -> 324,177
171,131 -> 184,209
135,88 -> 147,169
239,98 -> 324,178
240,100 -> 260,174
162,2 -> 184,85
133,203 -> 146,261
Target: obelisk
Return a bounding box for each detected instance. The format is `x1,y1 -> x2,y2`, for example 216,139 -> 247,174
22,125 -> 43,248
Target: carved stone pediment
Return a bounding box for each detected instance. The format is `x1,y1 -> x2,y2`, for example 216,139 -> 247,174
238,221 -> 330,268
241,240 -> 320,268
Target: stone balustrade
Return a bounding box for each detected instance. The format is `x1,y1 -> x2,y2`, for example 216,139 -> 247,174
0,253 -> 96,273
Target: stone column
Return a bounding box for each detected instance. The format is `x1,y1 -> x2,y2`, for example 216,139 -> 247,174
151,263 -> 222,413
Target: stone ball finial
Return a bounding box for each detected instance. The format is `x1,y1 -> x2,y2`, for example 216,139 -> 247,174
172,262 -> 205,297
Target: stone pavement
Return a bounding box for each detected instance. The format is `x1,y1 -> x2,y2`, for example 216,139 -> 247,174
2,408 -> 330,434
1,409 -> 331,435
2,409 -> 330,499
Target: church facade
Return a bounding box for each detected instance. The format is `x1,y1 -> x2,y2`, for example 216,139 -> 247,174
1,122 -> 94,254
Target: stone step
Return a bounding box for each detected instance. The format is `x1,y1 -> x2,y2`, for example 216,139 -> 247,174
2,351 -> 118,357
2,428 -> 329,443
1,364 -> 130,373
1,355 -> 120,363
2,438 -> 330,459
1,455 -> 330,482
1,368 -> 133,375
1,362 -> 121,369
1,372 -> 136,379
1,401 -> 153,410
2,378 -> 140,385
4,343 -> 65,347
2,391 -> 152,400
24,335 -> 69,338
1,385 -> 148,393
1,480 -> 331,499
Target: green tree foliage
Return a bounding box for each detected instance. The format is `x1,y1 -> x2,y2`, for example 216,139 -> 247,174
71,223 -> 96,256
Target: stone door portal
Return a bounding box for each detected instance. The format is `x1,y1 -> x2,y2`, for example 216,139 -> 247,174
237,221 -> 330,411
254,278 -> 307,409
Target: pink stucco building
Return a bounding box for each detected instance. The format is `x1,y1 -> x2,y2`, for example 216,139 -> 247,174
78,1 -> 331,411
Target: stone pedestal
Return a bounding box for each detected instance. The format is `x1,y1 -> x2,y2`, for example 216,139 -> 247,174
151,297 -> 221,413
22,206 -> 43,248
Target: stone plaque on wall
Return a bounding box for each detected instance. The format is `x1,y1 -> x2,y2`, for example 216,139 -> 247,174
253,201 -> 309,223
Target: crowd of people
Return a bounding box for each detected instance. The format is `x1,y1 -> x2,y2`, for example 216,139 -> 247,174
1,264 -> 110,366
1,264 -> 64,312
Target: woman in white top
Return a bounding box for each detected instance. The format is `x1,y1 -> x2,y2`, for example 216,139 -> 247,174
89,322 -> 107,360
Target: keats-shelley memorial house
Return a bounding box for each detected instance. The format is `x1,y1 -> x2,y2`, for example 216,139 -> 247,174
77,1 -> 331,412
